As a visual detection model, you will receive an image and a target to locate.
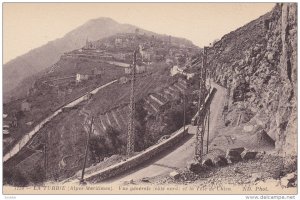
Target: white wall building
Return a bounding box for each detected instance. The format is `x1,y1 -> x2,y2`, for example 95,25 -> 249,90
76,74 -> 89,82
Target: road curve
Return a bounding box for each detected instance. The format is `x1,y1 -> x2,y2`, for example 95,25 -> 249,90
106,82 -> 226,184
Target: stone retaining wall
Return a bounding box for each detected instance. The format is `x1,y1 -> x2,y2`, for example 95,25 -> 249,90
83,126 -> 188,183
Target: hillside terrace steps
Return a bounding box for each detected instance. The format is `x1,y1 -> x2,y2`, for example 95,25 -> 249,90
107,111 -> 119,130
115,109 -> 127,128
168,85 -> 180,93
143,101 -> 157,115
146,96 -> 162,111
163,88 -> 177,99
105,113 -> 113,127
144,98 -> 159,113
150,93 -> 168,105
94,117 -> 104,133
93,120 -> 105,135
110,111 -> 121,129
101,114 -> 111,130
149,94 -> 164,106
173,83 -> 185,93
159,91 -> 174,101
98,115 -> 108,131
93,79 -> 189,135
177,81 -> 187,90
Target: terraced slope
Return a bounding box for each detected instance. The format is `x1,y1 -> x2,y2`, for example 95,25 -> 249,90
93,79 -> 188,135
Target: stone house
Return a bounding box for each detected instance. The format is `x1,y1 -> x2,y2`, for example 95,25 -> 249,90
76,74 -> 89,82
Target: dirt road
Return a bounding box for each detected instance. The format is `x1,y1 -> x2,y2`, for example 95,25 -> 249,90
107,82 -> 226,184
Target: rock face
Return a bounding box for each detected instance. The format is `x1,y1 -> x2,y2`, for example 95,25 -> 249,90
207,3 -> 297,156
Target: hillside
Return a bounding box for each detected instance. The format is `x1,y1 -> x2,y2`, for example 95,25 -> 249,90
207,3 -> 297,156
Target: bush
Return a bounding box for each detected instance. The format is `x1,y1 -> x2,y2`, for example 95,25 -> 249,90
3,168 -> 29,187
89,135 -> 108,163
28,165 -> 45,185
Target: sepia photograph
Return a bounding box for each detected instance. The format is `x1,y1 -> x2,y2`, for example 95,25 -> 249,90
1,1 -> 298,197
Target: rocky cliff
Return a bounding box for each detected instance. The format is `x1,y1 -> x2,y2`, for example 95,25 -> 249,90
207,3 -> 297,156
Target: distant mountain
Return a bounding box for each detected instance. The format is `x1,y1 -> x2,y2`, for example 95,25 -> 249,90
3,18 -> 138,98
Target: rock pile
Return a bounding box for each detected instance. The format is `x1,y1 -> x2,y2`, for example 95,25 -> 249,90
188,147 -> 258,173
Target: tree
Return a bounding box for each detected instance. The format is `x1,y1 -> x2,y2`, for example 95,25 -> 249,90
89,135 -> 107,163
105,126 -> 124,154
28,165 -> 45,185
134,100 -> 148,151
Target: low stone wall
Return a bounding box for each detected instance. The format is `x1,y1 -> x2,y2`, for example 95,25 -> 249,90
83,126 -> 188,183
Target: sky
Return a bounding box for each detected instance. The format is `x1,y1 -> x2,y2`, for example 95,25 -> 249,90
3,3 -> 275,64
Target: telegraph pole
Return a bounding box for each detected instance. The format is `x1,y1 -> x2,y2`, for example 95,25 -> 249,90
195,47 -> 207,162
206,69 -> 211,154
206,108 -> 210,154
127,50 -> 137,156
44,131 -> 48,180
183,91 -> 186,132
80,116 -> 94,184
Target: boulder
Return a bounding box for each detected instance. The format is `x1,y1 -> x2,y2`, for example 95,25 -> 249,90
251,172 -> 263,182
202,158 -> 214,167
188,160 -> 206,174
281,172 -> 297,188
212,156 -> 228,167
141,177 -> 150,183
187,160 -> 203,173
169,171 -> 180,180
241,149 -> 258,160
226,147 -> 244,163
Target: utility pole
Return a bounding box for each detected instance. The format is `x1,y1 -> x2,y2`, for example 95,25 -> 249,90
206,68 -> 211,154
206,108 -> 210,154
127,50 -> 137,156
195,47 -> 207,162
183,91 -> 186,132
80,116 -> 94,185
44,131 -> 48,180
